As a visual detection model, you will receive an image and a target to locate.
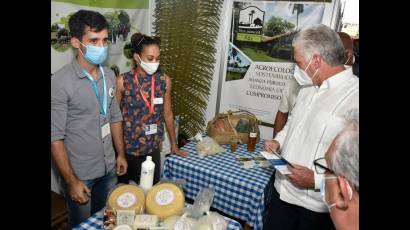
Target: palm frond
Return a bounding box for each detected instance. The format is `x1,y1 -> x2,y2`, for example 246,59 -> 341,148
154,0 -> 224,137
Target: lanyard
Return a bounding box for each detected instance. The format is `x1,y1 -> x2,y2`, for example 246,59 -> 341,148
83,66 -> 107,117
134,70 -> 155,114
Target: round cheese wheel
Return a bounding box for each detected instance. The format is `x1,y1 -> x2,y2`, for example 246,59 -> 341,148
108,184 -> 145,212
145,183 -> 185,220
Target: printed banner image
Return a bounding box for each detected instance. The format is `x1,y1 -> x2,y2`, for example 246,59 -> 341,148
226,43 -> 252,82
232,1 -> 324,63
51,0 -> 150,75
220,0 -> 327,139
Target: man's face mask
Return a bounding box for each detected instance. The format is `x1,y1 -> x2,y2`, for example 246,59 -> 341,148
79,41 -> 108,65
320,176 -> 353,211
293,58 -> 319,86
137,55 -> 159,75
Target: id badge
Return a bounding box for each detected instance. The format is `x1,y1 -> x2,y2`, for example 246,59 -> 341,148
145,124 -> 157,135
154,97 -> 163,105
101,123 -> 111,138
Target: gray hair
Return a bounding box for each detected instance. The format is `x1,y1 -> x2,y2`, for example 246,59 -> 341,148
331,108 -> 359,192
292,24 -> 345,66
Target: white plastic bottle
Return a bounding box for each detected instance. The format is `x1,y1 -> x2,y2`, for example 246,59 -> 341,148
140,156 -> 155,193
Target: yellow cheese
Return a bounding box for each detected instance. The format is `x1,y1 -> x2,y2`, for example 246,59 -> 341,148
107,184 -> 145,213
145,183 -> 185,220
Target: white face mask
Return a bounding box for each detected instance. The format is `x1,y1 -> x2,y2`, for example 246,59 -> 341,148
320,176 -> 353,211
137,55 -> 159,75
293,58 -> 319,86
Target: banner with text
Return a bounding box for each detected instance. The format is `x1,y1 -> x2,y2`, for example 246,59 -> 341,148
219,0 -> 326,138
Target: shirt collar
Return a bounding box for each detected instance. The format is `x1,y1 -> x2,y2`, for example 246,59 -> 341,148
72,59 -> 102,80
72,59 -> 87,79
319,68 -> 352,90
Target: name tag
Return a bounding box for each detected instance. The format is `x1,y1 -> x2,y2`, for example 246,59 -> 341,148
154,97 -> 163,105
145,124 -> 157,135
101,123 -> 111,139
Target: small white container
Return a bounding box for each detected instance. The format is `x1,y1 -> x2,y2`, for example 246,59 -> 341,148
140,156 -> 155,193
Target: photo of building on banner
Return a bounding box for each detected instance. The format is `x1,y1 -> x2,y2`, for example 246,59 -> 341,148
220,0 -> 325,138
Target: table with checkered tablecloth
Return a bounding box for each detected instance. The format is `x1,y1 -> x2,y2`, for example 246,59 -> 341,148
163,137 -> 276,230
73,208 -> 243,230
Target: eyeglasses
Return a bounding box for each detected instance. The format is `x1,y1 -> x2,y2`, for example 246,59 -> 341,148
313,157 -> 335,174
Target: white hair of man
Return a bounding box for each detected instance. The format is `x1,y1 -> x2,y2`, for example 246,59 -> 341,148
331,108 -> 359,192
292,24 -> 345,66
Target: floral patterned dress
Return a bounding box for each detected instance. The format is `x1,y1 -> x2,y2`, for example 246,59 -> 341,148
121,70 -> 166,156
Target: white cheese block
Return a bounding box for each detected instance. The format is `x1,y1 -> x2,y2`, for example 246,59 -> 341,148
174,215 -> 197,230
133,214 -> 159,229
161,215 -> 181,229
116,210 -> 135,227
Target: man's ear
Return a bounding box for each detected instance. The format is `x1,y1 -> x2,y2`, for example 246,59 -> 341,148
312,54 -> 322,69
347,50 -> 354,61
335,176 -> 351,209
70,37 -> 81,49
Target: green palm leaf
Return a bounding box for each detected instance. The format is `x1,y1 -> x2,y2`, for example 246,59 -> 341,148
154,0 -> 224,137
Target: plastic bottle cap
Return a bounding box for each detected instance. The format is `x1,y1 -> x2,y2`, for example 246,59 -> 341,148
146,156 -> 152,161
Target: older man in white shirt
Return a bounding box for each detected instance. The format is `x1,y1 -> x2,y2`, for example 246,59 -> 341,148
263,24 -> 359,230
318,108 -> 359,230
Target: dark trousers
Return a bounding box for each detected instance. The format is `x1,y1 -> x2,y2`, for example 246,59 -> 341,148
64,168 -> 117,229
118,148 -> 161,185
263,188 -> 335,230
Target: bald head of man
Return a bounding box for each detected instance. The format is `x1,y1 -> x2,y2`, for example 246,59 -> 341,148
338,32 -> 354,66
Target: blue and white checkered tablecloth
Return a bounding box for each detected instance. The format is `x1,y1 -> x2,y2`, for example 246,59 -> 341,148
73,209 -> 243,230
163,138 -> 276,230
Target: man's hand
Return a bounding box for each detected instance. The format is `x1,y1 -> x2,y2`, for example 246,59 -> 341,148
171,144 -> 188,157
116,155 -> 128,176
287,164 -> 315,189
264,139 -> 280,153
68,180 -> 91,204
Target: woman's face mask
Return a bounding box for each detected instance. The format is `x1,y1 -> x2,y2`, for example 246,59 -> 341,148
137,55 -> 159,75
293,58 -> 319,86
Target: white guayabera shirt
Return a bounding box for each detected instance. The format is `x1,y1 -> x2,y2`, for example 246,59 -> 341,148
274,68 -> 359,213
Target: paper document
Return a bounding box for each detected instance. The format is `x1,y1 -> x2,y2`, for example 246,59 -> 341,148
274,165 -> 292,175
260,151 -> 292,174
260,151 -> 280,160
